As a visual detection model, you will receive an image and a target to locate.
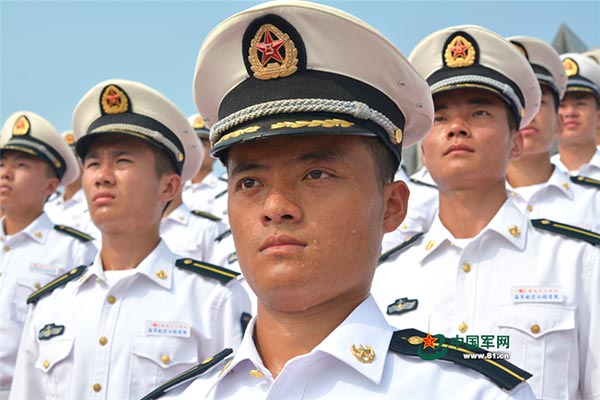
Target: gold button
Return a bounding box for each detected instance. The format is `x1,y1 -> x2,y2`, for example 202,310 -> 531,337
562,182 -> 570,190
425,240 -> 435,251
93,383 -> 102,392
107,295 -> 116,304
249,369 -> 265,378
458,321 -> 468,333
161,354 -> 171,365
526,205 -> 533,212
530,324 -> 541,334
3,245 -> 10,252
34,231 -> 42,238
510,191 -> 516,197
43,360 -> 50,369
461,263 -> 471,273
401,224 -> 408,230
34,283 -> 41,289
155,270 -> 167,280
99,336 -> 108,346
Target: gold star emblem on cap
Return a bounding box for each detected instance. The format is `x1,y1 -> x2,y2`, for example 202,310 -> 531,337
193,116 -> 206,129
101,84 -> 129,114
249,23 -> 298,80
65,133 -> 76,146
12,115 -> 31,136
563,58 -> 579,77
351,344 -> 375,364
444,35 -> 476,68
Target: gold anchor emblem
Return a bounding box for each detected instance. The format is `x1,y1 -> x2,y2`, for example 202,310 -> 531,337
351,344 -> 375,364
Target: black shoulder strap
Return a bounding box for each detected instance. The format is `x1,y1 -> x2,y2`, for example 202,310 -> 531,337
215,188 -> 228,199
140,348 -> 233,400
175,258 -> 240,283
214,229 -> 232,243
27,265 -> 88,305
378,233 -> 424,264
53,225 -> 94,242
570,175 -> 600,189
190,210 -> 222,222
531,219 -> 600,246
389,328 -> 531,391
409,177 -> 438,189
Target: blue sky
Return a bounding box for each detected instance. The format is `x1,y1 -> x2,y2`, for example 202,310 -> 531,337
1,0 -> 599,132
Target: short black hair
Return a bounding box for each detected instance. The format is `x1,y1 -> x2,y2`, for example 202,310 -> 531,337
359,136 -> 399,189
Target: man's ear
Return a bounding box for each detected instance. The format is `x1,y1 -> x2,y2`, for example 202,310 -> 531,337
43,177 -> 60,199
383,180 -> 409,234
509,130 -> 524,160
159,173 -> 182,203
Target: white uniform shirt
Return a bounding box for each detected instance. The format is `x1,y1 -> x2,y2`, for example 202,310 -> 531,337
10,240 -> 251,400
169,296 -> 534,399
0,213 -> 97,390
382,167 -> 438,252
44,188 -> 93,233
507,166 -> 600,232
551,149 -> 600,179
182,171 -> 228,215
372,200 -> 600,399
209,232 -> 258,314
160,203 -> 227,263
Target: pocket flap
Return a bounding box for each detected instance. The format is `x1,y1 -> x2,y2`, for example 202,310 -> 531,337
498,304 -> 575,339
131,336 -> 198,368
36,336 -> 74,373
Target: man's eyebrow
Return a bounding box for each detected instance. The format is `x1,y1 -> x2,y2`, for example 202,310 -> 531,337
84,149 -> 134,160
295,149 -> 341,163
229,162 -> 267,177
467,97 -> 493,106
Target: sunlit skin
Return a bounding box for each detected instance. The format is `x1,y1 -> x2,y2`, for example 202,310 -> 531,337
0,151 -> 59,235
507,86 -> 563,187
81,135 -> 181,270
226,135 -> 408,377
556,92 -> 600,171
421,89 -> 523,238
191,137 -> 215,184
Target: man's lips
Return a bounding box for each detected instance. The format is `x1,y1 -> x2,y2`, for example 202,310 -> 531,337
443,143 -> 475,156
563,120 -> 579,129
0,185 -> 11,194
259,234 -> 307,253
92,192 -> 116,204
520,126 -> 538,135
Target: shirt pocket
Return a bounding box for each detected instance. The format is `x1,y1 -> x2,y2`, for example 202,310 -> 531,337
497,304 -> 576,398
35,336 -> 75,400
129,335 -> 199,399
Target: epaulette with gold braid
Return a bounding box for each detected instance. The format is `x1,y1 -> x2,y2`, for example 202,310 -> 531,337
390,328 -> 532,390
27,265 -> 88,305
570,175 -> 600,189
53,225 -> 94,242
175,258 -> 240,283
190,210 -> 222,222
140,348 -> 233,400
531,219 -> 600,246
409,177 -> 438,189
378,233 -> 424,264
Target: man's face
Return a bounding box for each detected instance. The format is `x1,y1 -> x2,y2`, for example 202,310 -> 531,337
82,135 -> 179,234
422,89 -> 522,190
0,151 -> 58,214
519,86 -> 561,157
558,92 -> 600,146
227,135 -> 407,312
199,137 -> 214,170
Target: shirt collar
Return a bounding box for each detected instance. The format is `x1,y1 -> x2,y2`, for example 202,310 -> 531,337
165,203 -> 191,226
74,240 -> 175,293
0,212 -> 54,244
211,295 -> 393,392
421,199 -> 528,263
506,166 -> 573,200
